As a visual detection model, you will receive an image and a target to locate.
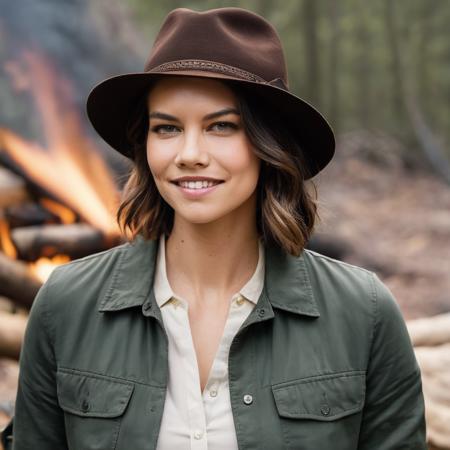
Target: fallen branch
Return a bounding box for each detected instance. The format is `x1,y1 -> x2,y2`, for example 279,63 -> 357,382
0,312 -> 27,360
408,313 -> 450,347
0,167 -> 29,208
11,223 -> 117,260
0,252 -> 41,309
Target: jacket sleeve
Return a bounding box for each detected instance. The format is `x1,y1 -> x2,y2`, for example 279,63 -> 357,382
12,279 -> 68,450
358,273 -> 427,449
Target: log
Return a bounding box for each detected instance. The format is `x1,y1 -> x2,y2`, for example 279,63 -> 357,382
423,396 -> 450,449
413,344 -> 450,374
410,334 -> 450,449
0,312 -> 27,360
407,313 -> 450,347
0,358 -> 19,436
0,297 -> 14,314
421,371 -> 450,405
11,223 -> 115,260
4,202 -> 59,228
0,167 -> 29,208
0,252 -> 41,309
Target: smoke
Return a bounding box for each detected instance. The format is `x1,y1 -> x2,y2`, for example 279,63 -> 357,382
0,0 -> 146,166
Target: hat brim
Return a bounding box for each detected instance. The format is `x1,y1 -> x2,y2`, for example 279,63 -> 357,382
86,71 -> 335,179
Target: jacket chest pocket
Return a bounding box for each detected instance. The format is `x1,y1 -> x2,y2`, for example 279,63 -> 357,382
56,368 -> 134,450
271,370 -> 365,450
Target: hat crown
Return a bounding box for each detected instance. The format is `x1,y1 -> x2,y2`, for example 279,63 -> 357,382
144,7 -> 288,87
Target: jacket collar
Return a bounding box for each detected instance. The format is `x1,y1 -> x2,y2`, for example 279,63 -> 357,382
98,235 -> 319,318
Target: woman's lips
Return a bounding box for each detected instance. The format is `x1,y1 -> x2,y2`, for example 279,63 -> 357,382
171,181 -> 224,198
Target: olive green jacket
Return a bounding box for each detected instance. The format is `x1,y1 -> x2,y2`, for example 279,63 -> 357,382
12,236 -> 426,449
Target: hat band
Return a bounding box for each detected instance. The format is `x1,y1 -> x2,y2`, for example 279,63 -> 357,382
148,59 -> 267,83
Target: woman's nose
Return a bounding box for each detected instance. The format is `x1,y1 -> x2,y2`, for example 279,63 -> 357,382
174,128 -> 210,168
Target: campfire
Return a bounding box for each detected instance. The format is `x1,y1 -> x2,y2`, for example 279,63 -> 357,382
0,1 -> 141,431
0,47 -> 124,309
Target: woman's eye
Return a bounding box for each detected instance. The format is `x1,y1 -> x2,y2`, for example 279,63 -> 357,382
210,122 -> 238,132
151,124 -> 179,134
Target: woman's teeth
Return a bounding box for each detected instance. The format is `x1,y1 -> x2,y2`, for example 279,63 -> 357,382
178,180 -> 220,189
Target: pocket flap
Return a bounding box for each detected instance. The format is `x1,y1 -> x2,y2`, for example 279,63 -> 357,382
57,369 -> 134,418
272,371 -> 365,421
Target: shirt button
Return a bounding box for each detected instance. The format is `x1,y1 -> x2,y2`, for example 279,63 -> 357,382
243,394 -> 253,405
81,399 -> 90,412
321,404 -> 331,416
209,389 -> 218,398
193,430 -> 203,440
236,295 -> 245,306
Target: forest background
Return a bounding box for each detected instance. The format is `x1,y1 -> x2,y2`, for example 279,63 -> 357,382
0,0 -> 450,448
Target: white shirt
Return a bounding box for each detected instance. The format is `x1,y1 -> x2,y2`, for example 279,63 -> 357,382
153,234 -> 265,450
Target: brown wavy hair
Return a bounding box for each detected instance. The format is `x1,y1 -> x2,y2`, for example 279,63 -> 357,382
116,78 -> 319,256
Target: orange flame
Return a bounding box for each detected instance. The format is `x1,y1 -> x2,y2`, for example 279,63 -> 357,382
40,198 -> 76,224
0,48 -> 121,238
0,217 -> 17,258
29,254 -> 71,283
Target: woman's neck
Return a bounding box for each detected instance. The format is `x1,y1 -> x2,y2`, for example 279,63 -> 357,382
165,212 -> 260,308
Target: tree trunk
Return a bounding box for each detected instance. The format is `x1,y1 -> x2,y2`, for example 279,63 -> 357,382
302,0 -> 321,107
355,0 -> 371,128
327,0 -> 340,131
383,0 -> 450,184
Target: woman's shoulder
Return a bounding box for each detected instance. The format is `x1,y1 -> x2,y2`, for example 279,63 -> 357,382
31,241 -> 131,314
302,248 -> 375,287
34,237 -> 158,313
301,248 -> 400,319
48,241 -> 129,288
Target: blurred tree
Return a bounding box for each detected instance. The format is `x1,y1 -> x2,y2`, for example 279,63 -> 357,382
301,0 -> 321,108
327,0 -> 340,131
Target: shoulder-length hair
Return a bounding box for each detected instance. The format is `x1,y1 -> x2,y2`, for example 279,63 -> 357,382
116,77 -> 319,257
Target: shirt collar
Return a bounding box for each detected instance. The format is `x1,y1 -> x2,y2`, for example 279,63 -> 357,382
98,234 -> 319,318
153,234 -> 265,308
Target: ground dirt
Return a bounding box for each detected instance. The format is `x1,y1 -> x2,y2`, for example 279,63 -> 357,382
314,132 -> 450,320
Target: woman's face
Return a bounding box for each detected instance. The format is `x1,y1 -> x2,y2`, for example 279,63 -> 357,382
146,76 -> 260,226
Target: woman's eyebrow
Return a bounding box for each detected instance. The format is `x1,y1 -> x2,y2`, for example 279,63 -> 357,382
148,107 -> 240,122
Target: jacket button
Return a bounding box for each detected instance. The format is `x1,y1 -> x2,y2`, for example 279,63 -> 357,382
243,394 -> 253,405
81,399 -> 90,412
321,404 -> 331,416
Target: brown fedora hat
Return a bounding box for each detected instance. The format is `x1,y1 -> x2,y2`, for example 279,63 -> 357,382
86,7 -> 335,179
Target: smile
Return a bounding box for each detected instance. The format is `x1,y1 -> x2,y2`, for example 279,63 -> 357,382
171,179 -> 224,198
176,180 -> 222,189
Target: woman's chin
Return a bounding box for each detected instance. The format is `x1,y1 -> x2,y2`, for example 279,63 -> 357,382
173,206 -> 234,226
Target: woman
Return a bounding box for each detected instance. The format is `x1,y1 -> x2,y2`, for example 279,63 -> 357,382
11,7 -> 426,450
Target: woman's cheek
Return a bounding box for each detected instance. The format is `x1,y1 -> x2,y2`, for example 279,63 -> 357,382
146,145 -> 166,180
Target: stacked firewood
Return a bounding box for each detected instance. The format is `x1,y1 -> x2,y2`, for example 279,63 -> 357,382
0,162 -> 121,445
0,164 -> 119,307
407,313 -> 450,449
